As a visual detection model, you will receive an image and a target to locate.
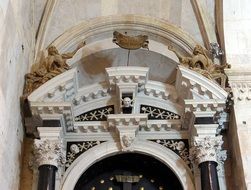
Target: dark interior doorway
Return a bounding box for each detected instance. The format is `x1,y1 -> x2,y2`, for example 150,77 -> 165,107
74,153 -> 183,190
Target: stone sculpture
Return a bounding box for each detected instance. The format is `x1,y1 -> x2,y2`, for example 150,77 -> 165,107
113,31 -> 149,50
23,42 -> 85,96
168,44 -> 230,87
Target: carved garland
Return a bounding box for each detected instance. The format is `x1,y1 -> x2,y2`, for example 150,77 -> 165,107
151,139 -> 190,166
65,141 -> 105,169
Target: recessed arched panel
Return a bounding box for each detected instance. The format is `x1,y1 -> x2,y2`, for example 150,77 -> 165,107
61,141 -> 195,190
74,153 -> 183,190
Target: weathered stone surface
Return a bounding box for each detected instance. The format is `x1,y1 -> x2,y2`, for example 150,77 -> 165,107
0,1 -> 34,189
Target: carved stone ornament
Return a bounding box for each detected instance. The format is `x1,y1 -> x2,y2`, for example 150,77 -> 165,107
168,44 -> 230,88
121,135 -> 135,149
230,82 -> 251,102
113,31 -> 149,50
189,136 -> 226,165
210,42 -> 224,60
23,42 -> 85,97
32,139 -> 66,168
107,114 -> 148,151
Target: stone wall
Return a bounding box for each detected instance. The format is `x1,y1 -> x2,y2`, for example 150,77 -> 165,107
224,0 -> 251,66
0,0 -> 34,189
44,0 -> 204,47
224,1 -> 251,188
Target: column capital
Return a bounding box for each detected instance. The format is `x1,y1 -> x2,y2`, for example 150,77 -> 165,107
33,139 -> 65,167
189,136 -> 227,165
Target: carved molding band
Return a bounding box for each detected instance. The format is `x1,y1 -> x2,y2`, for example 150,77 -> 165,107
189,136 -> 226,165
33,139 -> 65,167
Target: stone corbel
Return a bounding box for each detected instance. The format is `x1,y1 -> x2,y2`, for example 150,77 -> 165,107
107,114 -> 148,151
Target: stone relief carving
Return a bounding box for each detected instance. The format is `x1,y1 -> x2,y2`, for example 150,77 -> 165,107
121,135 -> 134,149
153,139 -> 190,166
230,82 -> 251,102
23,42 -> 85,97
189,136 -> 226,165
32,139 -> 65,168
214,111 -> 229,134
210,42 -> 224,60
65,141 -> 103,169
140,105 -> 180,120
168,44 -> 230,88
113,31 -> 149,50
75,105 -> 114,122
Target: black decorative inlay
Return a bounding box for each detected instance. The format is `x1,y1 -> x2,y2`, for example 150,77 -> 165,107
42,120 -> 61,127
151,139 -> 190,166
195,117 -> 214,124
75,105 -> 114,122
140,105 -> 180,120
65,141 -> 105,170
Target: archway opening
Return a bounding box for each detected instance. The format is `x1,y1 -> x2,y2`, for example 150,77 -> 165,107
74,153 -> 183,190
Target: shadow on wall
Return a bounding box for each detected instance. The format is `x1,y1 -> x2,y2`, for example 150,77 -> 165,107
76,48 -> 178,87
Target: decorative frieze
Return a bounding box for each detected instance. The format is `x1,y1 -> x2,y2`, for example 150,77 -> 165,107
72,83 -> 110,105
29,103 -> 75,132
152,139 -> 190,166
75,105 -> 114,122
176,66 -> 228,101
144,81 -> 178,102
107,114 -> 148,151
140,105 -> 180,120
214,111 -> 229,134
65,141 -> 104,169
105,67 -> 149,86
184,99 -> 226,113
32,139 -> 65,168
225,68 -> 251,103
74,119 -> 182,133
230,82 -> 251,102
189,136 -> 226,165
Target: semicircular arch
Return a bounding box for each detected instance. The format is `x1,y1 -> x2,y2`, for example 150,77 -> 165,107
47,15 -> 199,65
61,140 -> 195,190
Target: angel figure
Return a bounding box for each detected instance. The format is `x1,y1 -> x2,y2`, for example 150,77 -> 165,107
168,44 -> 230,88
23,41 -> 85,96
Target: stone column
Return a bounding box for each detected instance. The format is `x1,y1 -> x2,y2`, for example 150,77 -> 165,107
33,139 -> 65,190
190,136 -> 226,190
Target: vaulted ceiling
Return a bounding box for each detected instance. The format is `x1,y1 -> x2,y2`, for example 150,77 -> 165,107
33,0 -> 223,87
